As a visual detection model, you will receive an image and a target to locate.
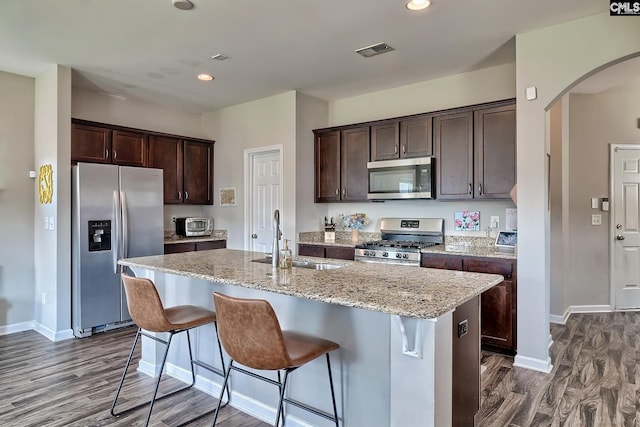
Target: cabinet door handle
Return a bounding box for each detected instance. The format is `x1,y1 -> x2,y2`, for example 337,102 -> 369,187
251,233 -> 258,239
178,191 -> 182,200
342,188 -> 346,197
113,150 -> 117,160
478,184 -> 483,195
394,145 -> 398,154
184,191 -> 189,200
105,149 -> 109,159
468,183 -> 472,195
402,144 -> 406,154
335,188 -> 339,196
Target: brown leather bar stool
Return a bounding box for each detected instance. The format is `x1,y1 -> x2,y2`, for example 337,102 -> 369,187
212,292 -> 340,427
111,274 -> 228,427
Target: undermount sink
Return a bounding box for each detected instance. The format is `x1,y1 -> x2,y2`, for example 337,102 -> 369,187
252,258 -> 343,270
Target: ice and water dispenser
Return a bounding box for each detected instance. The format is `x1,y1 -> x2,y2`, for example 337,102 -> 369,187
88,220 -> 111,252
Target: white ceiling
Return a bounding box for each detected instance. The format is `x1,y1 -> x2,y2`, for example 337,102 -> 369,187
0,0 -> 607,114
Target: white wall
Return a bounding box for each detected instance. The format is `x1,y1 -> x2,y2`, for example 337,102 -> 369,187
33,65 -> 72,338
515,13 -> 640,371
549,99 -> 564,316
201,92 -> 297,250
563,78 -> 640,310
0,71 -> 35,329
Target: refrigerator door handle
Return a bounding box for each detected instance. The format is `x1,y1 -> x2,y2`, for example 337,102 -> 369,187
113,190 -> 122,274
121,191 -> 129,260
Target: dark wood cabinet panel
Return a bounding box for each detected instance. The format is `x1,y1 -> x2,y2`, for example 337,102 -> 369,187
421,253 -> 463,270
298,244 -> 355,260
371,122 -> 399,161
71,124 -> 112,164
474,104 -> 516,199
315,131 -> 341,203
464,257 -> 516,354
148,136 -> 183,204
196,240 -> 226,250
164,240 -> 226,254
183,140 -> 213,205
434,111 -> 474,200
452,295 -> 480,427
298,244 -> 326,258
401,115 -> 432,158
164,242 -> 196,254
341,127 -> 369,202
111,130 -> 147,167
325,246 -> 355,261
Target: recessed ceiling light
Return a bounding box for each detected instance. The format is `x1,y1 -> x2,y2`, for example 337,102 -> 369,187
172,0 -> 194,10
406,0 -> 431,11
197,73 -> 214,81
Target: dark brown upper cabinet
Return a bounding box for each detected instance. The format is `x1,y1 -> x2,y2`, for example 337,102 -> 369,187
314,127 -> 369,203
435,100 -> 516,200
71,123 -> 112,164
371,115 -> 432,161
183,140 -> 214,205
474,103 -> 516,199
434,111 -> 474,200
72,123 -> 147,167
148,135 -> 183,204
111,130 -> 147,167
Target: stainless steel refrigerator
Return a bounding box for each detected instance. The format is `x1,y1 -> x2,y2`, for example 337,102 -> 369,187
72,162 -> 164,338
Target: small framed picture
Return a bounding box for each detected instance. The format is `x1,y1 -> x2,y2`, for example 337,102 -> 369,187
495,231 -> 517,253
219,186 -> 236,206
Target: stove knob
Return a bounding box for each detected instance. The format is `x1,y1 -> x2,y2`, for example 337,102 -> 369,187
403,254 -> 409,259
382,252 -> 389,258
363,250 -> 368,256
395,253 -> 402,258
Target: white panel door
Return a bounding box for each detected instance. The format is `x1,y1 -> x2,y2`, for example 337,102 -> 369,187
250,151 -> 281,253
613,146 -> 640,310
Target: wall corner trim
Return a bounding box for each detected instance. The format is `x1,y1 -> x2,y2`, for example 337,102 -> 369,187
34,323 -> 74,342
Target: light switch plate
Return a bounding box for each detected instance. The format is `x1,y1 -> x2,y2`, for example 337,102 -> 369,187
49,216 -> 55,230
526,86 -> 537,100
591,198 -> 598,209
44,217 -> 49,230
592,214 -> 602,226
490,216 -> 499,228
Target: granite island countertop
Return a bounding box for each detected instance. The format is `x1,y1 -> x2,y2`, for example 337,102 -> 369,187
119,249 -> 504,319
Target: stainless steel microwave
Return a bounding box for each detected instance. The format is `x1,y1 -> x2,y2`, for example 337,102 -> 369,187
367,157 -> 433,200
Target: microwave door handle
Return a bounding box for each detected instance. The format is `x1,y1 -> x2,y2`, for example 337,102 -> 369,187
113,190 -> 122,274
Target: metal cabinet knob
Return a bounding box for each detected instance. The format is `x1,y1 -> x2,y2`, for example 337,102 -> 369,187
113,150 -> 117,160
478,184 -> 483,195
617,235 -> 625,241
402,144 -> 406,154
335,188 -> 339,196
468,183 -> 472,195
184,191 -> 189,200
342,188 -> 346,197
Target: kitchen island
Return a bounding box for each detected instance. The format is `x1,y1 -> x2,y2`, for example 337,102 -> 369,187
119,249 -> 503,427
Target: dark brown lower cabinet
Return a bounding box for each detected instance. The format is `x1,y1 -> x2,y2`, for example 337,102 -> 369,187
421,253 -> 517,354
297,244 -> 355,261
452,295 -> 480,427
164,240 -> 226,254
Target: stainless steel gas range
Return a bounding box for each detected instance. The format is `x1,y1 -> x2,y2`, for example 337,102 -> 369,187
354,218 -> 444,267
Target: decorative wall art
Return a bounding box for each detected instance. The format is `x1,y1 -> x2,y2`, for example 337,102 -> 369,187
454,210 -> 480,231
219,186 -> 237,206
38,164 -> 53,204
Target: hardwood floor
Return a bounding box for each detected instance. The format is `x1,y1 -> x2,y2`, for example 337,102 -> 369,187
1,312 -> 637,426
477,312 -> 639,427
0,326 -> 268,427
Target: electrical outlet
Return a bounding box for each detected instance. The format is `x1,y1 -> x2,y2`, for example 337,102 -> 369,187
490,216 -> 499,229
41,292 -> 46,305
49,216 -> 55,230
457,319 -> 468,338
44,217 -> 49,230
172,216 -> 176,223
592,214 -> 602,226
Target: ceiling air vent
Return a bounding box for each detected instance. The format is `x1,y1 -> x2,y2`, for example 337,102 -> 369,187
355,42 -> 395,58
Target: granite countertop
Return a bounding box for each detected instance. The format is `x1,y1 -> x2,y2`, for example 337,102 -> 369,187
164,230 -> 227,245
422,245 -> 517,260
119,249 -> 503,320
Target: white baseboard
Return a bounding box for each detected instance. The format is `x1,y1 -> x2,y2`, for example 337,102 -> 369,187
166,362 -> 314,427
0,321 -> 35,336
550,304 -> 612,325
34,323 -> 74,342
514,354 -> 553,373
137,359 -> 160,377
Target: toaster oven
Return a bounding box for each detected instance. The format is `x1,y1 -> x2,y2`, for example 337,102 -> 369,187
175,217 -> 213,237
